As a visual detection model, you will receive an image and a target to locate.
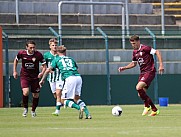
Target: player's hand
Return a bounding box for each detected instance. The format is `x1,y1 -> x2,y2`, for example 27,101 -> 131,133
39,80 -> 44,88
13,71 -> 18,79
118,67 -> 126,72
49,70 -> 54,73
158,66 -> 164,75
38,72 -> 43,78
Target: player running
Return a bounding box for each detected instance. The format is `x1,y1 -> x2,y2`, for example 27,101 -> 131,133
40,45 -> 92,119
118,35 -> 164,116
13,40 -> 46,117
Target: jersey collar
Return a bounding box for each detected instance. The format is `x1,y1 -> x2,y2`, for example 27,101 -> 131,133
50,51 -> 57,56
138,44 -> 143,51
26,50 -> 34,55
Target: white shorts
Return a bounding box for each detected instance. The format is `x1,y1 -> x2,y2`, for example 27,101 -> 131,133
61,76 -> 82,99
49,80 -> 64,94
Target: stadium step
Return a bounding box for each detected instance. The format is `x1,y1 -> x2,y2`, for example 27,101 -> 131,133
2,33 -> 181,50
1,23 -> 180,37
0,13 -> 176,25
141,0 -> 179,3
152,2 -> 181,22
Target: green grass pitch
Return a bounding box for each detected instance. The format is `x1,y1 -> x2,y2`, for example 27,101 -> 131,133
0,105 -> 181,137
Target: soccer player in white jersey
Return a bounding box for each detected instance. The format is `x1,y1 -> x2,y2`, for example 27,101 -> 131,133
43,38 -> 63,116
40,45 -> 92,119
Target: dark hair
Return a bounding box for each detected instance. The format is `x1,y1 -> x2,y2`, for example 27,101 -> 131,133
57,45 -> 66,53
26,40 -> 36,47
129,35 -> 140,42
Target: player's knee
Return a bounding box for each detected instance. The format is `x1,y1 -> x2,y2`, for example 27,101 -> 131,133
53,94 -> 56,99
32,93 -> 39,98
137,93 -> 140,97
74,95 -> 80,102
136,85 -> 141,91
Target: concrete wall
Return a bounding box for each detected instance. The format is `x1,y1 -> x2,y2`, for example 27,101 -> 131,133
4,49 -> 181,75
7,74 -> 181,106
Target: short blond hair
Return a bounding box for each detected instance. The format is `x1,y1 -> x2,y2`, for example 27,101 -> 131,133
57,45 -> 66,53
49,38 -> 58,45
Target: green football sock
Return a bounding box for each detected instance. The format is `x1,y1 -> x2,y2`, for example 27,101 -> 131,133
56,102 -> 62,110
64,100 -> 80,110
84,106 -> 90,117
77,99 -> 90,116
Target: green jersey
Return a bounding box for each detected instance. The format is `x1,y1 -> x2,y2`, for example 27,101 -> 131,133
51,55 -> 80,80
44,51 -> 61,82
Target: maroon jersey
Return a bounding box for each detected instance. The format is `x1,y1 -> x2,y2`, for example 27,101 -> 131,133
132,44 -> 156,73
16,50 -> 46,79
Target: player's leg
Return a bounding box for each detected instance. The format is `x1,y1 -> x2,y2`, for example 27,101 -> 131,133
136,82 -> 151,115
61,76 -> 84,119
74,76 -> 92,119
31,93 -> 39,117
31,79 -> 40,117
136,81 -> 159,116
74,95 -> 92,119
142,72 -> 160,116
21,78 -> 30,117
22,88 -> 29,117
50,82 -> 62,116
61,77 -> 80,110
49,82 -> 57,98
52,89 -> 62,116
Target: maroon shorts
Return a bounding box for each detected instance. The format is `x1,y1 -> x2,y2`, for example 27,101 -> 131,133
20,77 -> 40,93
138,71 -> 155,89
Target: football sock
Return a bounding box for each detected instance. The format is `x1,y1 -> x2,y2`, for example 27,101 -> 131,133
23,95 -> 28,108
144,101 -> 150,108
77,99 -> 90,116
56,102 -> 62,110
138,92 -> 149,107
32,97 -> 39,112
64,99 -> 80,110
138,89 -> 157,112
55,102 -> 62,113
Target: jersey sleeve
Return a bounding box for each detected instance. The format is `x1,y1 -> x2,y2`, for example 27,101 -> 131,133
132,51 -> 137,62
16,51 -> 23,61
39,53 -> 46,65
150,48 -> 156,55
144,46 -> 156,55
43,52 -> 47,60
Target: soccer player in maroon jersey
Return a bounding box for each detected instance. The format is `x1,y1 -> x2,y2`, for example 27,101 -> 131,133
118,35 -> 164,116
13,40 -> 46,117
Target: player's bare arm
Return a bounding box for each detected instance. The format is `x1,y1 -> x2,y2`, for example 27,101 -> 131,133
13,58 -> 18,79
38,64 -> 47,78
39,67 -> 53,87
155,50 -> 164,75
118,61 -> 137,72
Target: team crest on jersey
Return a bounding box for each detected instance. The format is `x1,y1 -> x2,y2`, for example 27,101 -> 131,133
32,57 -> 36,62
141,77 -> 145,81
140,52 -> 143,56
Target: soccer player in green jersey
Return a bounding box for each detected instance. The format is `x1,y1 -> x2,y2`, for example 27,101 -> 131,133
43,38 -> 63,116
40,45 -> 92,119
